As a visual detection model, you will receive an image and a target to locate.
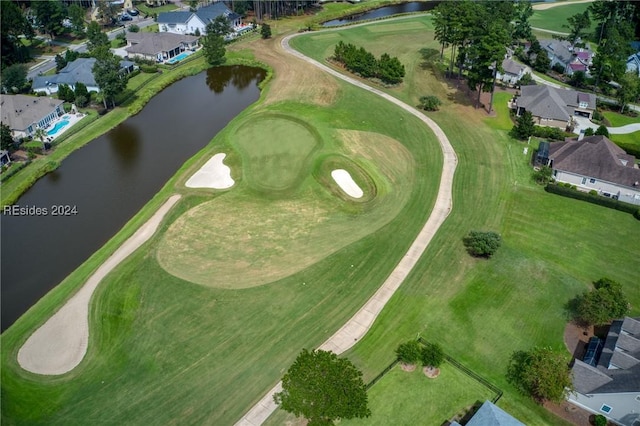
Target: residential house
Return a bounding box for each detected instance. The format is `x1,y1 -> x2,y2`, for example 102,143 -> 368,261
542,39 -> 593,76
157,3 -> 241,36
451,401 -> 525,426
496,58 -> 530,86
125,32 -> 200,62
146,0 -> 167,6
547,135 -> 640,205
568,317 -> 640,426
32,58 -> 137,95
0,94 -> 64,139
514,85 -> 596,129
627,53 -> 640,77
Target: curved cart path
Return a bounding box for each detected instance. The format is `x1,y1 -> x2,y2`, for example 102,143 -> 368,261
18,195 -> 181,375
235,31 -> 458,426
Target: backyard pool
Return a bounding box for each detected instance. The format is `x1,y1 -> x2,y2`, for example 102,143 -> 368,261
166,52 -> 191,64
47,119 -> 70,136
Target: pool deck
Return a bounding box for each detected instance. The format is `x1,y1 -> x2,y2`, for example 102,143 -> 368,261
46,112 -> 85,141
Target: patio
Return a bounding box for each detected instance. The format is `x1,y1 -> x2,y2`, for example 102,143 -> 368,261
43,111 -> 85,141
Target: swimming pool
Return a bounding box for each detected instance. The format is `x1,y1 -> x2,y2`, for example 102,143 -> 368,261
166,52 -> 191,64
47,120 -> 70,136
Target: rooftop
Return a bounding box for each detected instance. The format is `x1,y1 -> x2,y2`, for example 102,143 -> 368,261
0,94 -> 63,132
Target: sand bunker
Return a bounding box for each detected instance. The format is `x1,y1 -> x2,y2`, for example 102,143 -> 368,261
17,195 -> 181,375
331,169 -> 363,198
185,153 -> 234,189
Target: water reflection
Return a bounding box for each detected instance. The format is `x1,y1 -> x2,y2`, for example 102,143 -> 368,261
322,1 -> 441,27
1,66 -> 265,331
108,123 -> 141,171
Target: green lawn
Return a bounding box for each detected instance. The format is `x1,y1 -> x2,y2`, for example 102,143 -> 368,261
141,23 -> 159,33
530,2 -> 596,35
2,13 -> 639,426
136,2 -> 177,16
603,111 -> 640,148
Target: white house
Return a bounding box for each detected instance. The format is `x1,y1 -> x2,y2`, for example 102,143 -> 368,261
32,58 -> 136,95
0,94 -> 64,139
496,58 -> 530,86
157,3 -> 241,36
568,317 -> 640,426
547,135 -> 640,205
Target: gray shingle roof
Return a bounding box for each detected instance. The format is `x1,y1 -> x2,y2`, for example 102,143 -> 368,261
466,401 -> 525,426
0,94 -> 63,132
542,39 -> 573,65
573,318 -> 640,395
517,85 -> 596,122
32,58 -> 135,91
549,135 -> 640,189
126,32 -> 199,56
501,58 -> 525,76
157,10 -> 192,24
156,3 -> 239,27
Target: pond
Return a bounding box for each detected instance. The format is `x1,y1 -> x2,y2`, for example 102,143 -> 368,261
322,1 -> 441,27
1,65 -> 266,331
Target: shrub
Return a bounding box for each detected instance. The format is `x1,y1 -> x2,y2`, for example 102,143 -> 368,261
588,190 -> 598,196
419,95 -> 441,111
545,183 -> 640,219
420,343 -> 444,368
533,166 -> 553,185
462,231 -> 502,258
552,63 -> 565,74
140,64 -> 158,73
128,24 -> 140,33
595,125 -> 609,137
594,414 -> 607,426
571,278 -> 630,326
97,107 -> 108,116
584,127 -> 594,136
592,110 -> 603,121
395,340 -> 421,365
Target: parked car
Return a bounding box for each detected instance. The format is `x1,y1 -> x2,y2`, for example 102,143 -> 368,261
120,14 -> 132,21
128,9 -> 139,16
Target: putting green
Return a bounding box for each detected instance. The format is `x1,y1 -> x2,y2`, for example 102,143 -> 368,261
233,114 -> 321,194
156,130 -> 416,289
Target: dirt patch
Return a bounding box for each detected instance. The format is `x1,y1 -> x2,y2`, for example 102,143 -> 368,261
544,400 -> 594,426
400,362 -> 416,372
423,366 -> 440,378
564,321 -> 593,360
234,35 -> 338,107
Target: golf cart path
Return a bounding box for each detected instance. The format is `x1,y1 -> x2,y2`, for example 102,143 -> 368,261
235,31 -> 458,426
17,195 -> 181,375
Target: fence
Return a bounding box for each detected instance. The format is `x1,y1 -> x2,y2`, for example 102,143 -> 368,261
418,338 -> 503,403
366,339 -> 503,404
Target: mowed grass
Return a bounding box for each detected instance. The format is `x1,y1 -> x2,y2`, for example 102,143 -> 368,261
603,111 -> 640,148
530,2 -> 595,34
292,15 -> 639,425
343,363 -> 497,426
1,63 -> 442,424
2,13 -> 638,426
233,114 -> 321,192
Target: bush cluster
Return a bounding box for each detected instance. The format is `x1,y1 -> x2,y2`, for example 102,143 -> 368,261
396,340 -> 444,368
140,64 -> 158,73
531,126 -> 573,141
545,183 -> 640,219
462,231 -> 502,258
334,41 -> 405,84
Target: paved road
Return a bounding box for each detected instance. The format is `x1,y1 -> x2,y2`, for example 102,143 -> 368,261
235,28 -> 459,426
27,17 -> 155,80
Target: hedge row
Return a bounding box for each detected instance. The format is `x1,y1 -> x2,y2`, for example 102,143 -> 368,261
616,142 -> 640,159
545,183 -> 640,219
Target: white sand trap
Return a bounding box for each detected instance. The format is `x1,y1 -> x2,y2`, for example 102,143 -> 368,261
185,153 -> 234,189
17,195 -> 181,375
331,169 -> 363,198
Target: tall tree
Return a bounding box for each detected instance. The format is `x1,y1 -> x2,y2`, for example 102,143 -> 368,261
274,349 -> 370,425
1,64 -> 28,93
571,278 -> 630,325
510,111 -> 535,140
512,0 -> 533,41
68,3 -> 87,37
32,0 -> 67,41
206,15 -> 232,37
617,72 -> 640,113
507,347 -> 574,403
202,33 -> 226,65
1,0 -> 34,66
564,11 -> 591,46
96,0 -> 117,26
86,22 -> 110,53
432,1 -> 456,60
1,123 -> 15,151
92,52 -> 127,108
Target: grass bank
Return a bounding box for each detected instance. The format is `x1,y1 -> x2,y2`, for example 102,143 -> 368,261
0,53 -> 254,207
1,34 -> 443,425
290,14 -> 639,425
530,2 -> 595,35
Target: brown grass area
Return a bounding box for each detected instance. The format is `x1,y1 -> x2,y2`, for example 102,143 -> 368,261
235,35 -> 339,107
156,132 -> 414,289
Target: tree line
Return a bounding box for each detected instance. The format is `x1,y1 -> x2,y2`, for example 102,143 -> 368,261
333,41 -> 405,85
